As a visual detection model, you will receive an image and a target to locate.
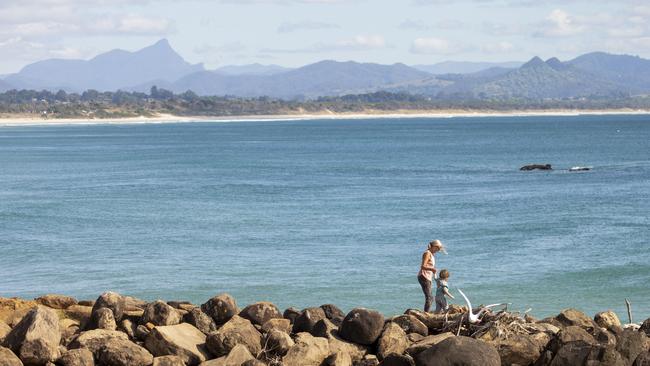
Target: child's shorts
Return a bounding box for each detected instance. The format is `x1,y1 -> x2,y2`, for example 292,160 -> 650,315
435,296 -> 448,313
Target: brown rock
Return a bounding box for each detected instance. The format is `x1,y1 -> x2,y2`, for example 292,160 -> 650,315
205,315 -> 261,358
240,360 -> 265,366
292,307 -> 327,334
338,308 -> 385,346
320,304 -> 345,326
407,333 -> 424,343
595,310 -> 622,331
634,351 -> 650,366
377,323 -> 408,361
2,306 -> 61,366
415,336 -> 500,366
135,325 -> 150,341
152,356 -> 184,366
97,338 -> 154,366
324,351 -> 352,366
77,301 -> 94,307
555,325 -> 597,348
616,329 -> 647,364
312,319 -> 367,363
144,323 -> 209,366
555,308 -> 596,330
0,322 -> 11,343
357,355 -> 380,366
261,318 -> 291,334
282,307 -> 300,324
90,293 -> 125,324
405,332 -> 454,356
379,353 -> 415,366
68,329 -> 129,356
494,333 -> 541,366
141,301 -> 181,327
57,348 -> 94,366
640,318 -> 650,337
262,329 -> 294,357
183,308 -> 217,335
549,340 -> 592,366
63,306 -> 92,329
0,298 -> 38,328
282,332 -> 330,366
92,308 -> 116,331
201,294 -> 238,325
239,302 -> 282,326
0,346 -> 23,366
390,315 -> 427,337
34,295 -> 77,310
119,319 -> 136,339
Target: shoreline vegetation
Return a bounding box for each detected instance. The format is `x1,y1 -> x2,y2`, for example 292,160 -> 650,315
2,88 -> 650,127
1,293 -> 649,366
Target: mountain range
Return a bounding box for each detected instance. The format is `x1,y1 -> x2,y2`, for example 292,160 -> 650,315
2,39 -> 650,100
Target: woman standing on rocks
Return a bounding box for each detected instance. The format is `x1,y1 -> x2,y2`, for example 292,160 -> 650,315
418,240 -> 446,312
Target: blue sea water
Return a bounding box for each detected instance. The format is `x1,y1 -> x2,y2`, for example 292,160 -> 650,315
0,115 -> 649,319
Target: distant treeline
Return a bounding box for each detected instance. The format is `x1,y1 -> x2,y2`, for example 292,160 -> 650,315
2,87 -> 650,118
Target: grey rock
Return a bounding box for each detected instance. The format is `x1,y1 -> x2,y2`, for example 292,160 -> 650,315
239,302 -> 282,326
320,304 -> 345,326
141,301 -> 181,327
2,307 -> 61,366
34,295 -> 77,310
93,308 -> 116,331
183,308 -> 217,335
152,356 -> 184,366
338,308 -> 385,346
201,294 -> 238,325
97,338 -> 154,366
0,346 -> 23,366
391,315 -> 428,337
205,315 -> 261,358
377,323 -> 408,361
144,323 -> 209,366
262,329 -> 294,357
90,292 -> 125,326
414,336 -> 500,366
57,348 -> 94,366
292,308 -> 327,334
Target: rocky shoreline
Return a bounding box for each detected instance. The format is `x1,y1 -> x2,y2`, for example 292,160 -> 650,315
1,293 -> 649,366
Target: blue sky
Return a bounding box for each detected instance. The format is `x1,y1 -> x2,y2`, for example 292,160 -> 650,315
0,0 -> 649,73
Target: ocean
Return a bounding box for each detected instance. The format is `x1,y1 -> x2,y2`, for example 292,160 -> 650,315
1,114 -> 649,319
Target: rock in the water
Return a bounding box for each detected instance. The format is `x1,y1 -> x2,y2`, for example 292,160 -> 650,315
380,354 -> 415,366
239,302 -> 282,326
141,301 -> 181,327
405,332 -> 454,357
282,332 -> 330,366
338,308 -> 385,346
183,308 -> 217,335
34,295 -> 77,310
97,338 -> 154,366
415,336 -> 500,366
68,329 -> 129,356
152,356 -> 184,366
57,348 -> 94,366
283,307 -> 300,324
320,304 -> 345,326
292,307 -> 327,334
0,322 -> 11,343
616,329 -> 647,364
595,310 -> 622,331
520,164 -> 552,171
201,294 -> 238,325
262,329 -> 294,357
205,315 -> 261,358
0,346 -> 23,366
91,292 -> 125,323
377,323 -> 408,361
2,306 -> 61,366
261,318 -> 291,334
92,308 -> 116,331
391,315 -> 428,337
144,323 -> 209,366
493,333 -> 541,366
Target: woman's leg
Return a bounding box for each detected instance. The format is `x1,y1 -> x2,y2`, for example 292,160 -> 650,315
417,275 -> 433,312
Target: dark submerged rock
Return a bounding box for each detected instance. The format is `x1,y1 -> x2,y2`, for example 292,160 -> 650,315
520,164 -> 552,171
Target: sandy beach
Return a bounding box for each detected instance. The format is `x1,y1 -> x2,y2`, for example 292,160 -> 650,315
2,109 -> 650,127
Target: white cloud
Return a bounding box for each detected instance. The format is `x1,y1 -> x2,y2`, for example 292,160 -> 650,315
277,21 -> 338,33
410,37 -> 462,55
536,9 -> 584,37
482,41 -> 516,53
336,35 -> 385,49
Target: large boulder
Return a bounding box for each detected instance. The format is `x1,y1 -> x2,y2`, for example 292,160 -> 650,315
144,323 -> 209,366
283,308 -> 300,324
91,292 -> 125,322
262,329 -> 294,357
64,306 -> 93,329
0,346 -> 23,366
616,329 -> 647,364
0,298 -> 38,327
338,308 -> 385,346
380,354 -> 415,366
205,315 -> 261,358
141,301 -> 181,327
554,325 -> 597,349
239,302 -> 282,326
261,318 -> 291,334
377,323 -> 408,361
391,315 -> 428,337
34,295 -> 77,310
640,318 -> 650,337
635,352 -> 650,366
324,351 -> 352,366
313,319 -> 368,363
549,340 -> 610,366
97,338 -> 154,366
2,307 -> 61,366
595,310 -> 622,331
493,333 -> 541,366
201,295 -> 238,325
282,332 -> 330,366
68,329 -> 129,356
292,307 -> 327,334
57,348 -> 94,366
320,304 -> 345,326
414,336 -> 500,366
152,356 -> 184,366
200,344 -> 255,366
554,308 -> 596,330
405,333 -> 454,357
184,308 -> 217,335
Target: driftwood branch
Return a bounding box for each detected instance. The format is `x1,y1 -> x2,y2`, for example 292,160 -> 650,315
625,298 -> 632,324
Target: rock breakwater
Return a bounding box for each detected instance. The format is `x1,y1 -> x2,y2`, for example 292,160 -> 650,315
0,293 -> 649,366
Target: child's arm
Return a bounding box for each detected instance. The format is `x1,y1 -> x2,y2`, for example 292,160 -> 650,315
443,287 -> 455,299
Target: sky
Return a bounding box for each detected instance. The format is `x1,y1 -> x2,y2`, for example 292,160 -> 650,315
1,0 -> 650,74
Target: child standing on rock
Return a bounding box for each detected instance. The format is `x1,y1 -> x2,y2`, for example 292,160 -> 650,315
435,269 -> 455,313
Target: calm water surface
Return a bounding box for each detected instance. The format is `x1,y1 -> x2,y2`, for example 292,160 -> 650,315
1,115 -> 649,318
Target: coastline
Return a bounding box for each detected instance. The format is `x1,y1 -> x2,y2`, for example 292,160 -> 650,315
2,108 -> 650,127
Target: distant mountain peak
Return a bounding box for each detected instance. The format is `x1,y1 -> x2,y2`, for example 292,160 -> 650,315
522,56 -> 546,68
545,57 -> 566,71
